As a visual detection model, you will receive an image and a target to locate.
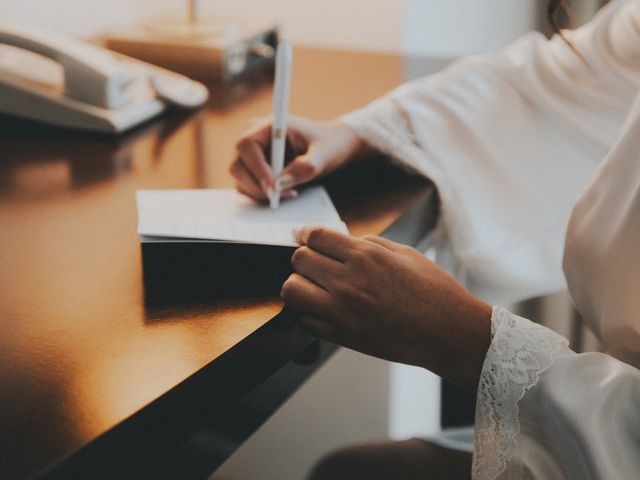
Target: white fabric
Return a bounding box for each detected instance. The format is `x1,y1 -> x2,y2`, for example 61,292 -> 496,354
474,307 -> 568,480
341,1 -> 640,478
563,93 -> 640,367
342,0 -> 639,305
516,344 -> 640,479
479,306 -> 640,480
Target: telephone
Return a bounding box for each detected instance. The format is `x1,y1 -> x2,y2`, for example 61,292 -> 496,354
0,23 -> 209,133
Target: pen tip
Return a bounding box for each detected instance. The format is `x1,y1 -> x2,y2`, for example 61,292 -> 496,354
268,190 -> 277,209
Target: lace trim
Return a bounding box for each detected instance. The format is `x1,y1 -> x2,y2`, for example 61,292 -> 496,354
472,306 -> 568,480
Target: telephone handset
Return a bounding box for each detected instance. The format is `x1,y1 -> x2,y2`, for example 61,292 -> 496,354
0,23 -> 208,133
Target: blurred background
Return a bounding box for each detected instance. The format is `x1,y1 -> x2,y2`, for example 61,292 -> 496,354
1,0 -> 604,55
0,1 -> 606,479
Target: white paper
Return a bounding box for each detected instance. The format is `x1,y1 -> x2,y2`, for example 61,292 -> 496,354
136,186 -> 348,247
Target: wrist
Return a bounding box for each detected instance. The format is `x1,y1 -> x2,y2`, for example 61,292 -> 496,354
421,299 -> 493,393
457,300 -> 493,392
334,119 -> 378,162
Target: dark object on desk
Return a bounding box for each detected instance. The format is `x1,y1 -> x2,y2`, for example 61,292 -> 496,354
142,242 -> 294,307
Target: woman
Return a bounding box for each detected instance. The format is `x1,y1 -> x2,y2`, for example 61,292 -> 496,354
230,1 -> 640,478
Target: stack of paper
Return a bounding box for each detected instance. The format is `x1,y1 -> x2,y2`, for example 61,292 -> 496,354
136,185 -> 348,247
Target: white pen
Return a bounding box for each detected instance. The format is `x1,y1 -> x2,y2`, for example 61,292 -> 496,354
269,39 -> 293,209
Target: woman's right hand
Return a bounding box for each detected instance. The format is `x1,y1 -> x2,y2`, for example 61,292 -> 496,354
230,116 -> 372,202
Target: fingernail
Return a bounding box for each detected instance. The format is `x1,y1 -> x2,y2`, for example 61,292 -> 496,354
260,179 -> 271,195
278,173 -> 296,190
293,227 -> 303,244
281,189 -> 298,200
266,185 -> 274,201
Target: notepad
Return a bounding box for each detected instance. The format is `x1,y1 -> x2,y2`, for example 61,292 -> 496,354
136,186 -> 348,247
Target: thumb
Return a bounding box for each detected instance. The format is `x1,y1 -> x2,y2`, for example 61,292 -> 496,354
278,149 -> 322,190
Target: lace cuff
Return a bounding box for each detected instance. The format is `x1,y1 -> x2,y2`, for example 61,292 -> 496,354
472,306 -> 568,480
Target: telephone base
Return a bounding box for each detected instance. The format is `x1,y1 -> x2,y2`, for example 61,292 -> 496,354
105,17 -> 278,81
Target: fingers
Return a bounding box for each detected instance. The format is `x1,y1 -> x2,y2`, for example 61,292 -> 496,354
361,235 -> 408,253
291,246 -> 343,290
281,271 -> 337,340
295,227 -> 359,262
286,127 -> 308,154
235,129 -> 275,190
296,314 -> 337,340
280,188 -> 299,200
231,157 -> 298,201
278,150 -> 320,190
230,159 -> 267,201
281,273 -> 333,316
233,115 -> 329,196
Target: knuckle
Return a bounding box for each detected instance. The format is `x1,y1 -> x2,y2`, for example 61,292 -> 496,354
236,137 -> 256,155
229,160 -> 242,176
280,275 -> 297,299
334,282 -> 366,307
351,243 -> 373,261
291,247 -> 309,268
284,272 -> 298,285
348,244 -> 382,270
399,244 -> 415,255
300,160 -> 317,177
332,281 -> 352,302
368,245 -> 386,261
306,227 -> 326,245
235,138 -> 247,152
293,159 -> 317,180
367,241 -> 385,256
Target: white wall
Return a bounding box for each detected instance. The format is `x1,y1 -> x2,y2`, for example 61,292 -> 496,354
403,0 -> 540,56
214,348 -> 391,480
0,0 -> 172,37
1,0 -> 553,55
389,363 -> 441,439
1,1 -> 605,55
203,0 -> 404,53
0,0 -> 403,52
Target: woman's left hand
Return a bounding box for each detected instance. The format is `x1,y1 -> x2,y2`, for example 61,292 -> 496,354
281,227 -> 493,391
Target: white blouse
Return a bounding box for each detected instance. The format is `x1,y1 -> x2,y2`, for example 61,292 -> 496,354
342,1 -> 640,478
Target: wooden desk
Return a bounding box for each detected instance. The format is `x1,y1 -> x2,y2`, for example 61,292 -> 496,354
0,48 -> 431,479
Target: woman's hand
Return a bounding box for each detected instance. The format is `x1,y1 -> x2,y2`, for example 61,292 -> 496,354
282,227 -> 493,392
230,116 -> 372,201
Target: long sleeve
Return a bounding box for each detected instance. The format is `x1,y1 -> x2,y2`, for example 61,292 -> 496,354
342,0 -> 640,304
473,307 -> 640,480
